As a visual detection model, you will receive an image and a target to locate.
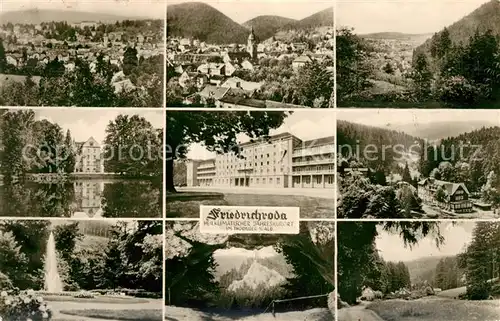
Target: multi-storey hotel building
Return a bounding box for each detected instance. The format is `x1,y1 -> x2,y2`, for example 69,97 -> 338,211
74,137 -> 104,173
186,132 -> 334,189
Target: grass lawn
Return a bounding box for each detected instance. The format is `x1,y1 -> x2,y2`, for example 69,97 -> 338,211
44,295 -> 148,304
59,309 -> 162,321
166,194 -> 334,218
367,298 -> 500,321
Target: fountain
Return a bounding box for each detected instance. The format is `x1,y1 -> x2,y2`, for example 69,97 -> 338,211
44,231 -> 63,292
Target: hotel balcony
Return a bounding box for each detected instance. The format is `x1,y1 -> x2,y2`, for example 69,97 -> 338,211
292,158 -> 334,166
292,169 -> 335,175
197,173 -> 215,179
198,163 -> 216,170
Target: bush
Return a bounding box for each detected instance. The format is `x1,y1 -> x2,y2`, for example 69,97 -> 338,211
0,289 -> 52,321
73,291 -> 95,299
0,272 -> 13,290
435,76 -> 490,106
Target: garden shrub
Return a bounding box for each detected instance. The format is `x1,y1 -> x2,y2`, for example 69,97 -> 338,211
0,289 -> 52,321
0,272 -> 13,290
73,291 -> 95,299
435,76 -> 490,106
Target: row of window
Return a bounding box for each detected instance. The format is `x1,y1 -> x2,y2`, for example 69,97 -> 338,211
293,165 -> 334,172
213,176 -> 282,185
292,175 -> 334,184
214,166 -> 287,176
451,202 -> 472,210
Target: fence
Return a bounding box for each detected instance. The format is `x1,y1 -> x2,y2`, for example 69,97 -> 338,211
263,293 -> 332,320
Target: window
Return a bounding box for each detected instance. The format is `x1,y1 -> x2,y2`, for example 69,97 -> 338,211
277,178 -> 280,184
270,178 -> 273,184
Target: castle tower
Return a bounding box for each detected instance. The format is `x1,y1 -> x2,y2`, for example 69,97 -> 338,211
247,26 -> 258,60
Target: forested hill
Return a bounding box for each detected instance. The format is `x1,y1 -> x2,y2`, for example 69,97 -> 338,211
167,2 -> 332,44
282,7 -> 333,31
420,126 -> 500,192
416,0 -> 500,55
338,120 -> 420,150
242,15 -> 297,41
405,255 -> 450,284
167,2 -> 250,44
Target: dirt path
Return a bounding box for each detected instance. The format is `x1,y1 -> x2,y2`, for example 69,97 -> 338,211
337,303 -> 385,321
50,298 -> 162,320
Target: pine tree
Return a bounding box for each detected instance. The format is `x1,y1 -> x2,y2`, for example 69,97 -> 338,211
465,222 -> 496,300
0,38 -> 7,73
410,52 -> 433,99
402,162 -> 412,183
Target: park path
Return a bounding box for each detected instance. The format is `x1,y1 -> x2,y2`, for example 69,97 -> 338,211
50,298 -> 162,321
178,186 -> 335,199
337,303 -> 385,321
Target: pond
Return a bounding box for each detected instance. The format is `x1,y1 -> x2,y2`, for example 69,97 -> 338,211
0,179 -> 162,218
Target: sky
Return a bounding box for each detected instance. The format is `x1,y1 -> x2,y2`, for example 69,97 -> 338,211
336,0 -> 492,34
376,222 -> 474,262
168,0 -> 333,24
35,109 -> 164,145
185,110 -> 334,160
1,0 -> 166,19
337,109 -> 500,127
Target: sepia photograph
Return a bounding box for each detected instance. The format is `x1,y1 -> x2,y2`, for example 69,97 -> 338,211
166,110 -> 334,218
165,220 -> 334,321
337,221 -> 500,321
337,109 -> 500,219
166,0 -> 334,108
0,219 -> 163,321
336,0 -> 500,108
0,0 -> 164,107
0,108 -> 163,218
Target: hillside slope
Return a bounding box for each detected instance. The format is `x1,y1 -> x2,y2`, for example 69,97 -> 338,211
283,7 -> 333,30
405,256 -> 448,283
167,2 -> 250,44
416,0 -> 500,54
0,9 -> 147,24
243,15 -> 297,41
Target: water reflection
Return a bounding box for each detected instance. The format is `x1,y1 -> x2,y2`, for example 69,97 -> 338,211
0,179 -> 162,218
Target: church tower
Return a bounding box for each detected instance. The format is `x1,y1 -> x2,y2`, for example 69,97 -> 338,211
247,26 -> 258,60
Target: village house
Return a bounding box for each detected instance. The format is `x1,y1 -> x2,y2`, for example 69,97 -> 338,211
220,76 -> 262,91
292,54 -> 313,72
417,178 -> 473,213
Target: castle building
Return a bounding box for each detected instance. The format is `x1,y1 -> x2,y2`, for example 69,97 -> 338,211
74,137 -> 103,173
247,26 -> 258,60
186,132 -> 334,189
